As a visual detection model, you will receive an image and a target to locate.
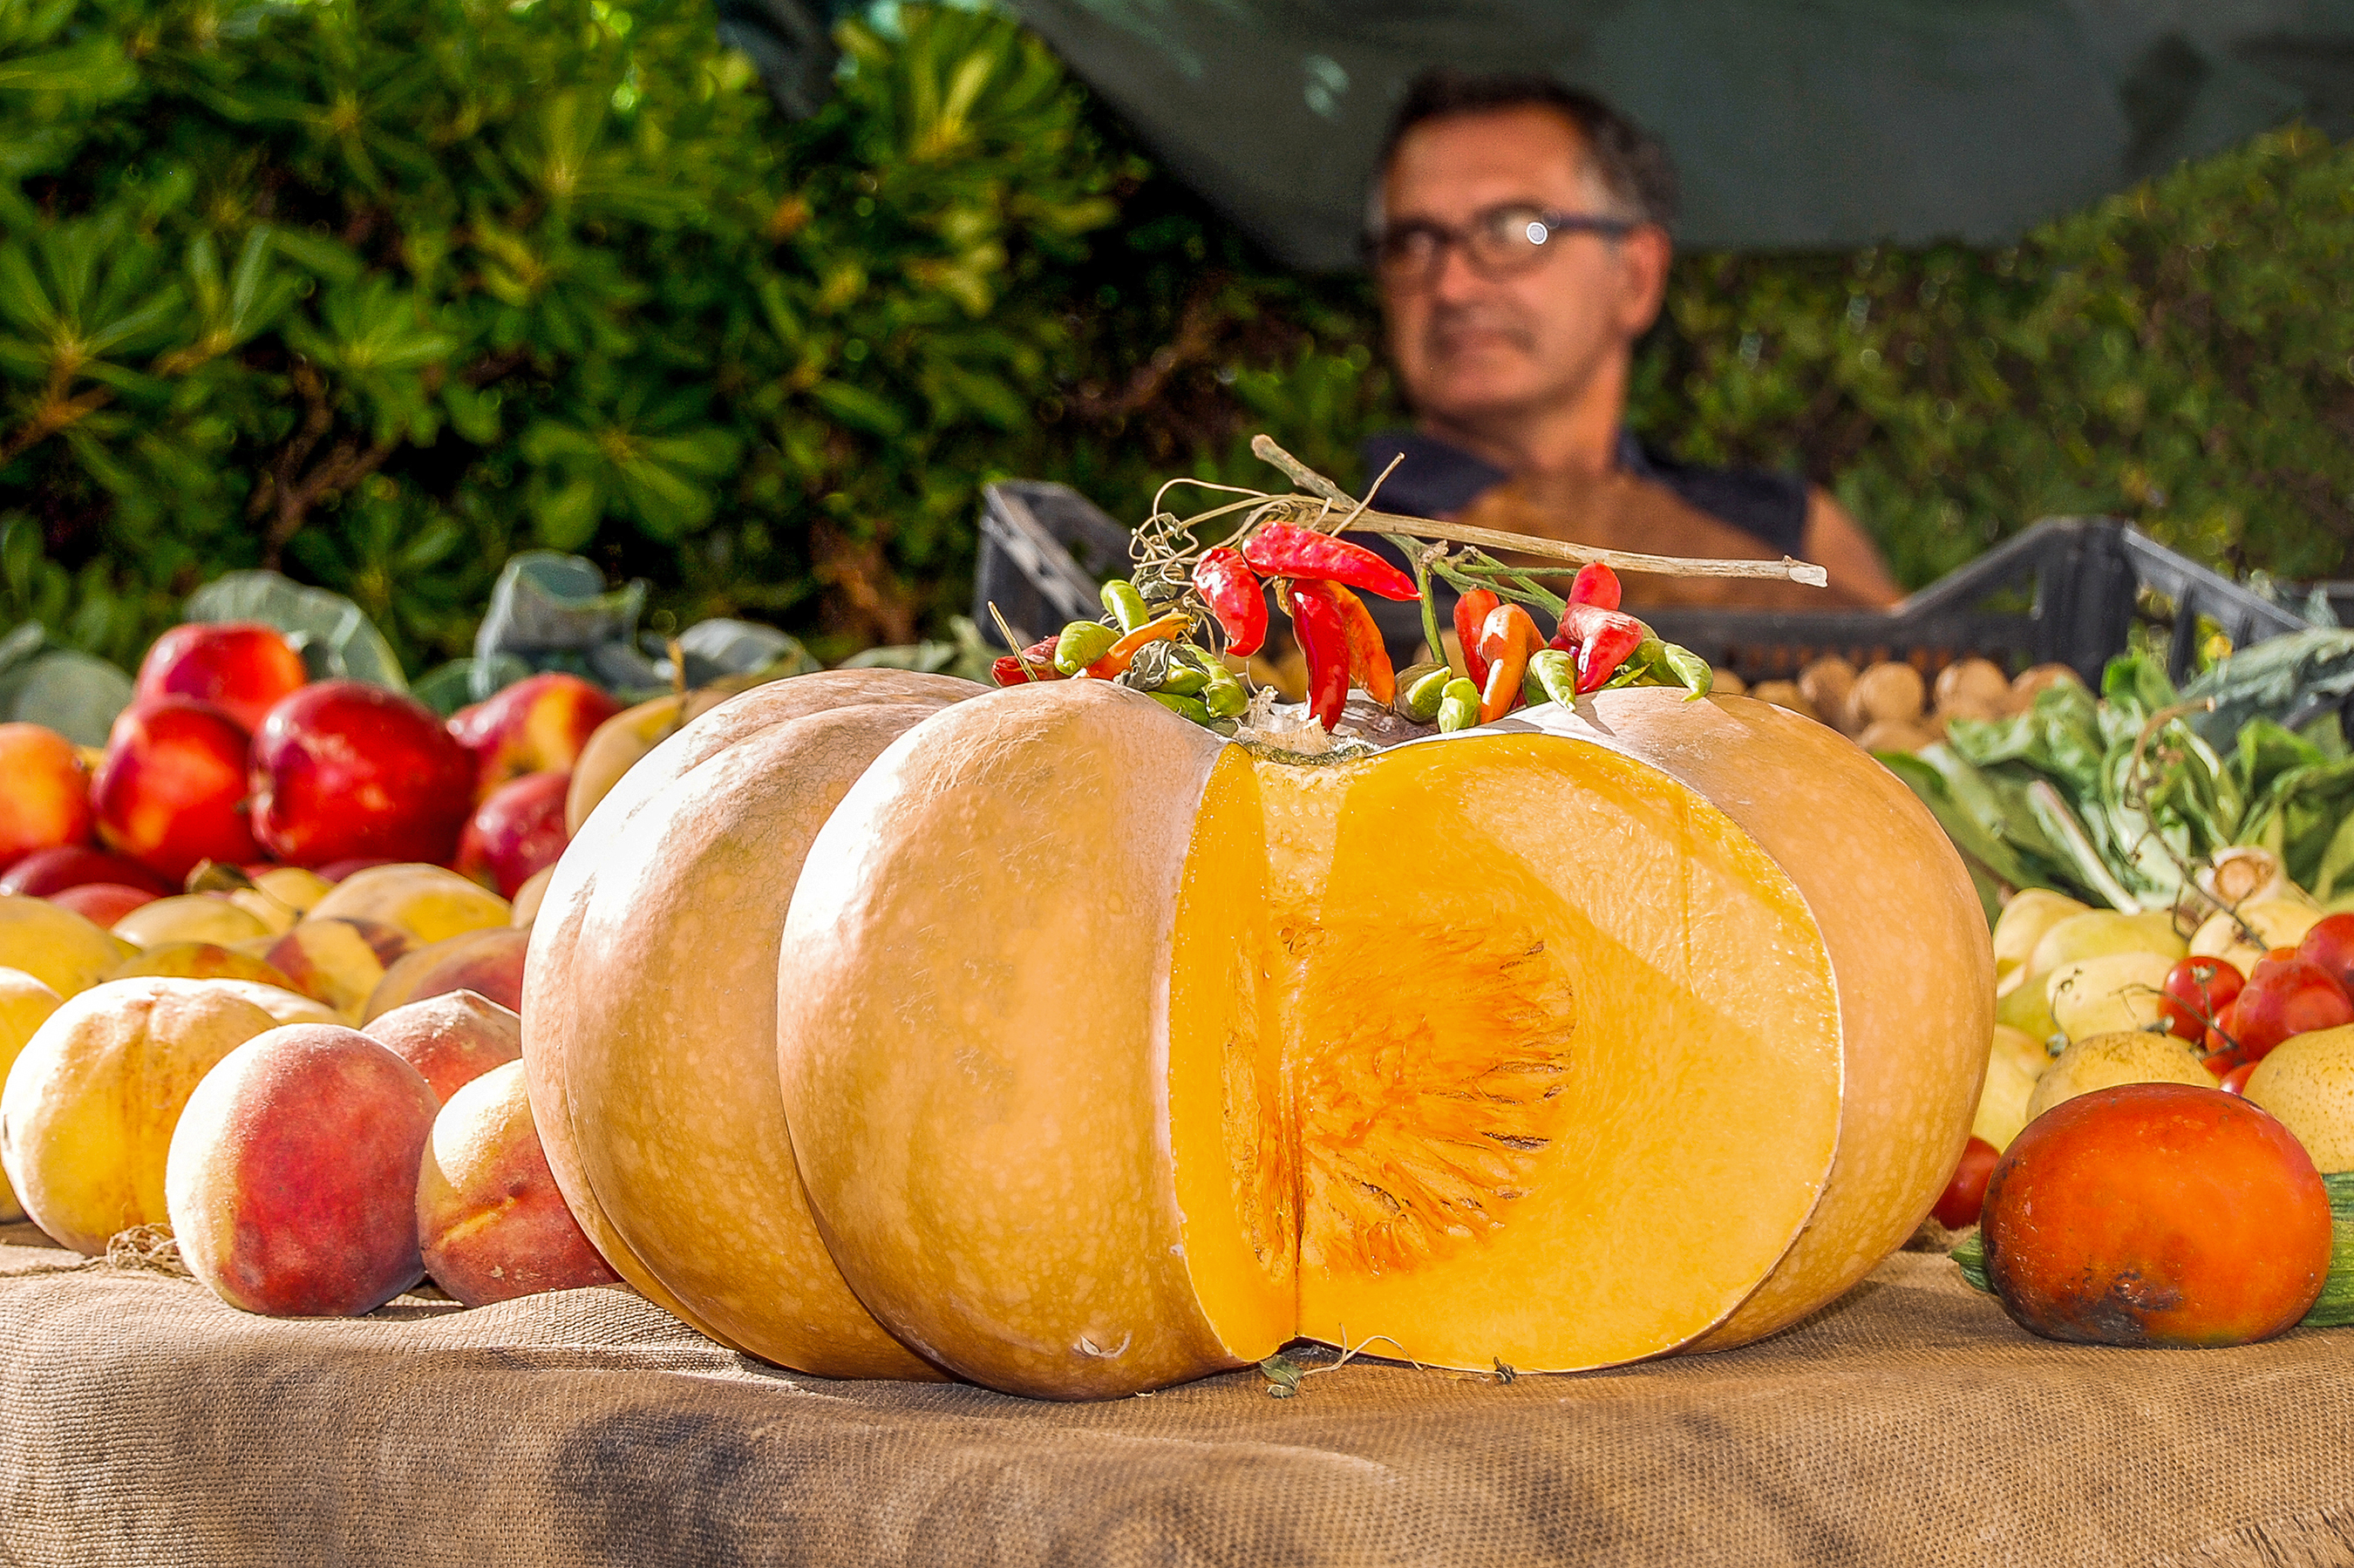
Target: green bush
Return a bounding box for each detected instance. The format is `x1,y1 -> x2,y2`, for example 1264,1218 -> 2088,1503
2,0 -> 2348,677
0,0 -> 1122,670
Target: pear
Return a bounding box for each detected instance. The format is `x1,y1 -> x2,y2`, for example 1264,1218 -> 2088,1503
2024,1029 -> 2211,1122
1972,1024 -> 2054,1151
2026,909 -> 2187,979
1991,889 -> 2090,988
2047,950 -> 2175,1042
2189,899 -> 2323,977
2245,1024 -> 2354,1173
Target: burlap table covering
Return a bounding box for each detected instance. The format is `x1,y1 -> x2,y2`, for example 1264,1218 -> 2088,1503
3,1222 -> 2351,1567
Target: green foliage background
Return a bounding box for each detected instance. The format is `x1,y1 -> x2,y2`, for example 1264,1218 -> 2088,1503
1,0 -> 2349,675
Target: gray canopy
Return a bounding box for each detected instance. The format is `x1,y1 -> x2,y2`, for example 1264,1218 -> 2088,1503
725,0 -> 2354,264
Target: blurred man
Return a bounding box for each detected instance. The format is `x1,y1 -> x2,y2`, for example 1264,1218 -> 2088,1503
1359,71 -> 1902,620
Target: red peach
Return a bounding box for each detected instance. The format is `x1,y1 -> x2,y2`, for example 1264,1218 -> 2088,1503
361,927 -> 527,1021
134,622 -> 308,735
163,1022 -> 439,1316
447,673 -> 621,801
0,846 -> 174,898
453,771 -> 571,899
416,1059 -> 620,1305
46,884 -> 161,927
0,723 -> 93,871
249,682 -> 474,867
363,989 -> 522,1104
92,700 -> 260,882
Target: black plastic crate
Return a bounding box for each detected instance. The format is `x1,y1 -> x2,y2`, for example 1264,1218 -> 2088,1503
973,486 -> 2307,689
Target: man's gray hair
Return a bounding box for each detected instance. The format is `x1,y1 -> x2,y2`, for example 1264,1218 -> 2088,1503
1371,70 -> 1681,233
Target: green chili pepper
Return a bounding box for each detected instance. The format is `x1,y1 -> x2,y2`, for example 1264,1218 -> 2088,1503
1200,664 -> 1249,717
1054,620 -> 1119,675
1437,676 -> 1481,733
1661,643 -> 1714,700
1100,579 -> 1151,634
1157,664 -> 1210,697
1523,648 -> 1578,709
1149,689 -> 1215,725
1398,665 -> 1451,723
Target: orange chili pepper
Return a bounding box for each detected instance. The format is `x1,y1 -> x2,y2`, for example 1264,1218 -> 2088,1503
1083,609 -> 1191,677
1295,580 -> 1395,706
1454,587 -> 1500,689
1477,603 -> 1544,723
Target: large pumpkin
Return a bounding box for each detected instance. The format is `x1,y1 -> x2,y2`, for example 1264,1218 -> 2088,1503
527,675 -> 1990,1399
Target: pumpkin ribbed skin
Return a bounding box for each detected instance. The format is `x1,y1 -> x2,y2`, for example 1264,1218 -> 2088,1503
522,669 -> 983,1368
774,682 -> 1990,1397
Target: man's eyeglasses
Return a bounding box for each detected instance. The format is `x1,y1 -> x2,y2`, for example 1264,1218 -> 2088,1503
1368,204 -> 1639,283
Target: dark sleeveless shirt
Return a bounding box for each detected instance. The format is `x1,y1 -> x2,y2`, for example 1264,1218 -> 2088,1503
1348,428 -> 1811,659
1357,428 -> 1810,555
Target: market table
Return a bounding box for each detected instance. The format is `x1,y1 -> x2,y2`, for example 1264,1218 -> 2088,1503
1,1222 -> 2348,1567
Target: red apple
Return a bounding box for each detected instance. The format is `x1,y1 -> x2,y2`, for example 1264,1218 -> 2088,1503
453,771 -> 571,899
134,622 -> 309,735
2231,947 -> 2354,1062
0,845 -> 174,898
1931,1135 -> 2000,1229
47,882 -> 161,926
91,699 -> 260,882
314,857 -> 396,884
2297,912 -> 2354,996
447,673 -> 620,801
0,723 -> 94,872
248,682 -> 475,868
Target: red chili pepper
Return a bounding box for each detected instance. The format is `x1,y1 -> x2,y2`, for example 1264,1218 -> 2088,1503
1242,523 -> 1418,601
1294,580 -> 1395,706
1477,604 -> 1544,723
1287,582 -> 1352,731
1192,548 -> 1269,657
991,637 -> 1065,687
1453,587 -> 1500,689
1551,602 -> 1647,694
1569,561 -> 1623,610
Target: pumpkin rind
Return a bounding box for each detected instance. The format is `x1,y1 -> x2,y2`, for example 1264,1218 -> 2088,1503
522,669 -> 983,1361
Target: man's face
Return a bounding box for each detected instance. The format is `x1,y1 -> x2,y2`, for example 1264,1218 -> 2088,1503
1378,107 -> 1669,428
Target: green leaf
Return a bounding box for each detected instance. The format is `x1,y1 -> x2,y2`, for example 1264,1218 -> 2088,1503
809,379 -> 907,438
532,476 -> 603,551
183,570 -> 408,691
0,647 -> 133,745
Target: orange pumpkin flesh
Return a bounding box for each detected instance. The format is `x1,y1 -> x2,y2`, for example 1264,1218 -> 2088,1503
778,682 -> 1990,1396
1980,1082 -> 2330,1347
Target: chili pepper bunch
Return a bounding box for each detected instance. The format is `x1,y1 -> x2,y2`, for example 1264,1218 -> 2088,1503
990,473 -> 1720,736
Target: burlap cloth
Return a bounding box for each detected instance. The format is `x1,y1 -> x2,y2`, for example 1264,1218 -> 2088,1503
2,1223 -> 2350,1567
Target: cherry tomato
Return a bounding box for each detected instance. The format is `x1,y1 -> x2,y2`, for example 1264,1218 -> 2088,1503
1931,1136 -> 2001,1229
2159,955 -> 2245,1042
2219,1061 -> 2260,1096
2200,1048 -> 2242,1079
2232,947 -> 2354,1062
2298,911 -> 2354,995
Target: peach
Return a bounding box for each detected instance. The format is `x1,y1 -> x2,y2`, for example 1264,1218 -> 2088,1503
111,893 -> 271,950
265,917 -> 418,1021
361,989 -> 521,1104
0,977 -> 278,1253
0,723 -> 93,870
508,864 -> 555,927
92,699 -> 259,881
363,927 -> 527,1021
250,682 -> 476,867
164,1023 -> 439,1316
227,866 -> 335,935
47,884 -> 160,927
0,967 -> 65,1223
0,893 -> 135,996
202,979 -> 341,1028
0,845 -> 173,898
107,940 -> 297,990
133,622 -> 308,735
448,673 -> 621,801
452,770 -> 571,899
306,863 -> 510,946
417,1059 -> 619,1305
